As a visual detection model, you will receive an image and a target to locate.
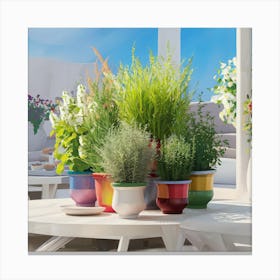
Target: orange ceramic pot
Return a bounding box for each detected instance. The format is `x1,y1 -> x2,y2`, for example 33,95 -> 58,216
92,173 -> 115,212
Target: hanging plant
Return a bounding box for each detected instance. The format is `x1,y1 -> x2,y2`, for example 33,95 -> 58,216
28,94 -> 57,134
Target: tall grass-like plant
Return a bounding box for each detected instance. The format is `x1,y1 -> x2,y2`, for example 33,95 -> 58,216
79,48 -> 119,172
99,123 -> 156,183
157,135 -> 194,181
114,47 -> 193,141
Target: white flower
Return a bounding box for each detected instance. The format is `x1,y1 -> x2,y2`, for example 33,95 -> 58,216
75,114 -> 83,126
62,91 -> 73,106
212,57 -> 237,126
77,84 -> 86,107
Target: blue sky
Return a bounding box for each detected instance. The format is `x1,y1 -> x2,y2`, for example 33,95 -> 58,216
181,28 -> 236,100
28,28 -> 236,101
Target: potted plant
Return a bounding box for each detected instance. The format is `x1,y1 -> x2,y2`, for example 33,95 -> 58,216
186,100 -> 228,209
79,48 -> 119,212
113,47 -> 193,206
76,48 -> 119,212
99,122 -> 156,218
49,84 -> 96,207
156,135 -> 194,214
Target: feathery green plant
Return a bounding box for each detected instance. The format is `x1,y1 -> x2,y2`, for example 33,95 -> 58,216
78,47 -> 119,172
157,135 -> 194,181
114,47 -> 193,141
99,122 -> 156,183
79,76 -> 119,172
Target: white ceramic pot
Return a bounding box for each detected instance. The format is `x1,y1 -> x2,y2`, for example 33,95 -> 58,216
112,183 -> 146,219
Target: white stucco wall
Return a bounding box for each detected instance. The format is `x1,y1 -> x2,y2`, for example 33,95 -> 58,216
28,57 -> 94,100
28,57 -> 95,152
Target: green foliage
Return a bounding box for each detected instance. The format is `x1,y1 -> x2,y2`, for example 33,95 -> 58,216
186,99 -> 228,171
157,135 -> 194,181
50,85 -> 95,174
99,122 -> 156,183
114,47 -> 193,141
78,75 -> 119,172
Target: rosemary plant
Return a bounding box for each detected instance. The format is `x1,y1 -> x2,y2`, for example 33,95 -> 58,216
157,135 -> 194,181
99,122 -> 156,183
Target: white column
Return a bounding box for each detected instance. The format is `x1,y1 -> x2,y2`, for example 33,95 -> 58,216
236,28 -> 252,200
158,28 -> 180,66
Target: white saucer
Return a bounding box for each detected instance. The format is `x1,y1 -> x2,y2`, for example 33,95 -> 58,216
61,205 -> 105,216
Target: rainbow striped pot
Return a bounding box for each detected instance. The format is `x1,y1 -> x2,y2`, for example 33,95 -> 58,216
68,171 -> 96,207
92,173 -> 115,212
156,180 -> 191,214
187,170 -> 215,209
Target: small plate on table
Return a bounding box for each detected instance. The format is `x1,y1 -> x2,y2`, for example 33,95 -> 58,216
61,205 -> 105,216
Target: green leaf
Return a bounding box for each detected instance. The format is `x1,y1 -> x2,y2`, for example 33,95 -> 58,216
56,162 -> 65,175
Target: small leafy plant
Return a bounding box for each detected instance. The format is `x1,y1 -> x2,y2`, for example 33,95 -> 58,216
50,84 -> 96,174
186,100 -> 228,171
99,122 -> 156,183
157,135 -> 194,181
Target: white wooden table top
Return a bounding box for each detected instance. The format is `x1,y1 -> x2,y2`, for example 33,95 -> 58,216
28,198 -> 252,252
29,198 -> 187,226
28,175 -> 69,185
28,198 -> 251,237
181,200 -> 252,236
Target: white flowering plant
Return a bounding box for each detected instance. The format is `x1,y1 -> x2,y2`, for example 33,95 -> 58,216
50,84 -> 97,174
211,57 -> 237,127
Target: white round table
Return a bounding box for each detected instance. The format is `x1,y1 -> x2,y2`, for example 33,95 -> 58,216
29,198 -> 188,252
177,200 -> 252,251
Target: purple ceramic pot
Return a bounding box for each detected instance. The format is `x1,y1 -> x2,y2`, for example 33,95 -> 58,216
68,171 -> 96,207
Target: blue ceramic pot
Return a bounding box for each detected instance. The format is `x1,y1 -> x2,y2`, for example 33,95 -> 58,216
68,171 -> 96,207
